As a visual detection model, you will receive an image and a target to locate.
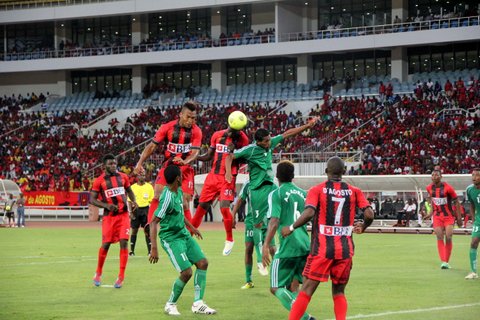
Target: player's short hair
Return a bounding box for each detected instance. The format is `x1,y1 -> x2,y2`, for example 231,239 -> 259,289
326,156 -> 345,176
102,154 -> 116,164
277,160 -> 295,183
432,169 -> 442,175
254,128 -> 270,142
164,165 -> 181,184
182,101 -> 198,112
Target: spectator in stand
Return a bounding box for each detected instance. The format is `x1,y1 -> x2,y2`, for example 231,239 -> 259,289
16,193 -> 26,228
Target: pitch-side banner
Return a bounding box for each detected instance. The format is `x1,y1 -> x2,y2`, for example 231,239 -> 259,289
24,191 -> 90,207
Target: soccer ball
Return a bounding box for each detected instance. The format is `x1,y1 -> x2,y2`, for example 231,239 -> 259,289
228,110 -> 248,130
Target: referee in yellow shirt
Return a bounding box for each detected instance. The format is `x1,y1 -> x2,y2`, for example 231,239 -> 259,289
129,173 -> 154,256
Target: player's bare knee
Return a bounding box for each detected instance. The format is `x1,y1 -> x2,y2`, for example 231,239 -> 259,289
196,258 -> 209,270
180,268 -> 193,282
332,283 -> 346,296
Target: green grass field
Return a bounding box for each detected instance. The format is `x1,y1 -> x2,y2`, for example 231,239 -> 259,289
1,226 -> 479,320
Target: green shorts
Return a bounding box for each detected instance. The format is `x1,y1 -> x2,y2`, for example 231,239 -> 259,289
245,223 -> 275,247
250,183 -> 277,226
472,223 -> 480,239
270,255 -> 307,288
161,235 -> 206,272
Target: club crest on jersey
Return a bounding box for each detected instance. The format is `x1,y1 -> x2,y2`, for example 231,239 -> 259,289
432,197 -> 448,205
168,142 -> 191,154
216,144 -> 230,153
105,187 -> 125,198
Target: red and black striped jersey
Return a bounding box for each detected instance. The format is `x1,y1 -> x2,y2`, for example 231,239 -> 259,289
153,120 -> 202,165
426,182 -> 458,217
305,180 -> 370,260
209,129 -> 249,175
91,171 -> 131,215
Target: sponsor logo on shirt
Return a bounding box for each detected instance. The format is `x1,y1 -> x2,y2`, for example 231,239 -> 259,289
319,224 -> 353,236
216,143 -> 230,153
432,197 -> 448,206
105,187 -> 125,198
167,142 -> 191,154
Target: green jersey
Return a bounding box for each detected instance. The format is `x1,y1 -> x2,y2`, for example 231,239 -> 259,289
238,181 -> 253,225
233,135 -> 284,190
466,184 -> 480,224
267,182 -> 309,259
154,187 -> 189,241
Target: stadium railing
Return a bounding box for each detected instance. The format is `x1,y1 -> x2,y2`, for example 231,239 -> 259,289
3,15 -> 478,62
279,15 -> 480,42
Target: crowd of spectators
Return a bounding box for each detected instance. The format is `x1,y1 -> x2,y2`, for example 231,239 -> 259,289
1,74 -> 479,192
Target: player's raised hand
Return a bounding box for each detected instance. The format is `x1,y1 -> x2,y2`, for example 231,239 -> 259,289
133,165 -> 145,176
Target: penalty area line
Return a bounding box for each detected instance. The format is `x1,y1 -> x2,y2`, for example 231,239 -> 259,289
324,302 -> 480,319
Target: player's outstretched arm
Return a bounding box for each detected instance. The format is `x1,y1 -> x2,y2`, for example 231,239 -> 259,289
262,217 -> 279,267
149,216 -> 161,264
281,207 -> 315,238
178,148 -> 200,166
225,154 -> 234,183
231,197 -> 246,229
196,147 -> 214,162
134,141 -> 157,175
281,116 -> 319,140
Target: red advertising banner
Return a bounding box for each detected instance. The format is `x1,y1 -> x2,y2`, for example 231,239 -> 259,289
24,191 -> 90,207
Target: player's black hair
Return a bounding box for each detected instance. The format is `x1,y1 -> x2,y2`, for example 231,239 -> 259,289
102,154 -> 116,164
432,169 -> 442,175
277,160 -> 295,183
164,165 -> 181,184
254,128 -> 270,142
182,101 -> 198,112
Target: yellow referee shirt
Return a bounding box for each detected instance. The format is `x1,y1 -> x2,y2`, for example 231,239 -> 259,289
130,182 -> 154,208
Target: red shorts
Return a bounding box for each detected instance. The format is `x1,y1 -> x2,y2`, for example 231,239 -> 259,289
102,212 -> 130,243
432,215 -> 456,228
199,173 -> 236,203
156,165 -> 194,195
303,254 -> 353,284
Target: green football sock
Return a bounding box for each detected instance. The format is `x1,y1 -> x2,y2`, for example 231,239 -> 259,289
253,228 -> 263,263
194,269 -> 207,302
245,264 -> 253,283
255,242 -> 262,263
168,278 -> 186,303
470,248 -> 478,273
274,288 -> 310,320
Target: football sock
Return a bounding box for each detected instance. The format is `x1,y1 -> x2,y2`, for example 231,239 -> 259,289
445,241 -> 453,263
220,207 -> 234,241
184,208 -> 192,223
333,294 -> 348,320
255,243 -> 262,263
118,248 -> 128,279
168,278 -> 186,303
191,206 -> 207,228
130,235 -> 137,253
96,247 -> 108,275
289,291 -> 311,320
245,264 -> 253,283
470,248 -> 477,273
194,269 -> 207,302
274,288 -> 310,320
147,198 -> 159,223
437,239 -> 445,262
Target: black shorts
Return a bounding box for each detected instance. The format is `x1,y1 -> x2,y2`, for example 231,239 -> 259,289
6,212 -> 14,219
131,207 -> 149,229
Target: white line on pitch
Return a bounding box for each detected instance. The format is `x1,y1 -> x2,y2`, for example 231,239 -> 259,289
324,302 -> 480,320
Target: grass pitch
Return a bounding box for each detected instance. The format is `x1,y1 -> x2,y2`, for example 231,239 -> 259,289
1,225 -> 479,320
